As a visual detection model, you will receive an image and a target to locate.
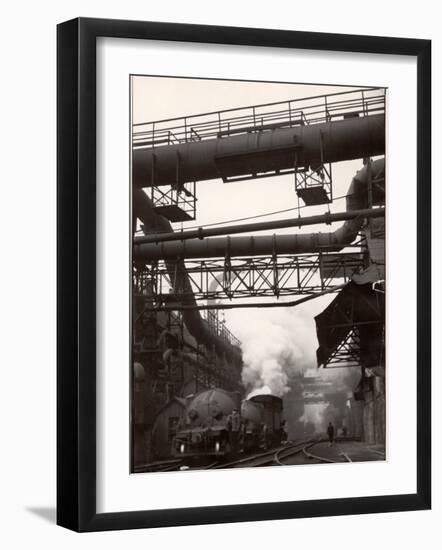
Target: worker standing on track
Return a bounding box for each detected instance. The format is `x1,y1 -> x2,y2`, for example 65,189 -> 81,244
227,408 -> 242,454
327,421 -> 335,447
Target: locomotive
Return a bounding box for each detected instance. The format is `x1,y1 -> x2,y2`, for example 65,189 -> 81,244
173,388 -> 285,459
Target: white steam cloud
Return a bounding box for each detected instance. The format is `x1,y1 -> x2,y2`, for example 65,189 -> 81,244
227,297 -> 333,398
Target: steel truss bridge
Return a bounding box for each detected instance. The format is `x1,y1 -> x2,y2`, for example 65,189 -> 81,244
134,248 -> 365,305
133,234 -> 384,370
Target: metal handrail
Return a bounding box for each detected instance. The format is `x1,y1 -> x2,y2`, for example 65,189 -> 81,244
133,87 -> 385,149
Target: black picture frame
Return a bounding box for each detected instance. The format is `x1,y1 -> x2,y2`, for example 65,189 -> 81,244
57,17 -> 431,532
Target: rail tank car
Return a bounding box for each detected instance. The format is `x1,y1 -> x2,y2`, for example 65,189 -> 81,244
173,388 -> 241,458
173,388 -> 285,459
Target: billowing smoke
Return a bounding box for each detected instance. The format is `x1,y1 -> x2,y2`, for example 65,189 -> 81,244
243,356 -> 290,399
224,296 -> 362,440
227,297 -> 332,398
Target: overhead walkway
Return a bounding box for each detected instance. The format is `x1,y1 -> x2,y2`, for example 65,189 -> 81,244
133,87 -> 385,148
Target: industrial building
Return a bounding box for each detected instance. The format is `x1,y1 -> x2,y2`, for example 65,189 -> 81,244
131,84 -> 386,469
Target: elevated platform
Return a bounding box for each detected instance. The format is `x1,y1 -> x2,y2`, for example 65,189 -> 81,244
153,204 -> 193,222
297,185 -> 331,206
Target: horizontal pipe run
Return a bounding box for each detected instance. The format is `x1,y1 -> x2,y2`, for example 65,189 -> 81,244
133,114 -> 385,187
138,284 -> 346,312
134,207 -> 384,246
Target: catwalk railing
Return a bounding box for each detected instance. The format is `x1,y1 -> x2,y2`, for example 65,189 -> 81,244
133,87 -> 385,149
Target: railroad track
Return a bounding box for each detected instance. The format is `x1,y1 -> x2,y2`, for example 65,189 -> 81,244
302,439 -> 355,464
209,437 -> 358,468
135,437 -> 357,473
207,439 -> 319,469
273,439 -> 319,465
133,458 -> 186,473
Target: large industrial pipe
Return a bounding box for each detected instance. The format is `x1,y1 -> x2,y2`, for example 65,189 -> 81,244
134,207 -> 384,247
133,114 -> 385,188
133,187 -> 242,364
134,158 -> 385,261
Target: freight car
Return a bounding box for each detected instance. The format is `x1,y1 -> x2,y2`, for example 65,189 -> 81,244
173,388 -> 285,459
248,394 -> 285,450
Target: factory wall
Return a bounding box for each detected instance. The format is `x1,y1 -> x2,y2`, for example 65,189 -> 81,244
355,373 -> 385,445
151,398 -> 187,459
346,398 -> 364,439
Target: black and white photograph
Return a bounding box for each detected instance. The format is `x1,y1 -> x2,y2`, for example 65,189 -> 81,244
131,77 -> 386,473
0,0 -> 436,543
